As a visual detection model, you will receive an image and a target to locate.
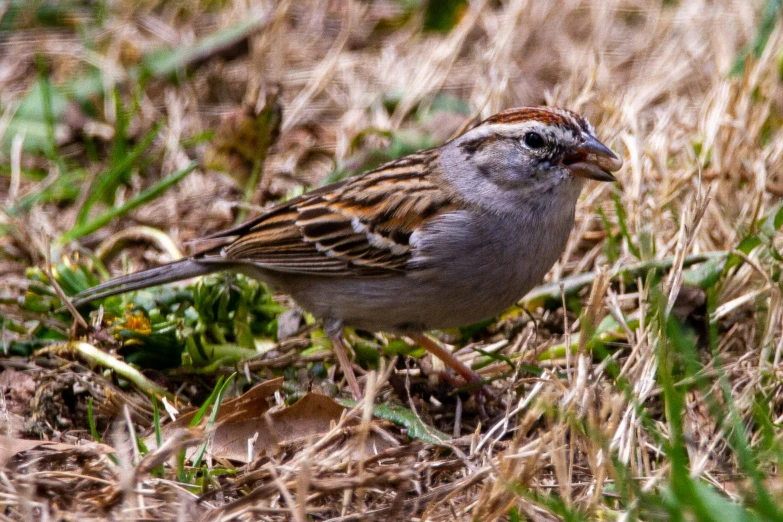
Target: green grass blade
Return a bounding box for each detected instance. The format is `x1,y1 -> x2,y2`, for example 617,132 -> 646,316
337,399 -> 450,443
191,373 -> 236,468
75,122 -> 162,225
58,161 -> 196,244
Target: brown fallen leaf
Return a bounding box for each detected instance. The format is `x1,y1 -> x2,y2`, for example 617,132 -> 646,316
158,376 -> 284,437
0,368 -> 37,409
0,435 -> 112,468
209,392 -> 347,462
0,412 -> 24,437
0,369 -> 36,436
152,378 -> 389,465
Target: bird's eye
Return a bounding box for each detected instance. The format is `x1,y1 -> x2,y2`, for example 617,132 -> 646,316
523,132 -> 545,149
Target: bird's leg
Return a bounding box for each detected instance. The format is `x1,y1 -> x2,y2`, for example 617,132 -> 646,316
412,333 -> 482,384
324,319 -> 362,399
411,334 -> 497,415
330,335 -> 363,400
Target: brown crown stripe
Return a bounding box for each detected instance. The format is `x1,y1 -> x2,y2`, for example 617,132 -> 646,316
483,107 -> 584,133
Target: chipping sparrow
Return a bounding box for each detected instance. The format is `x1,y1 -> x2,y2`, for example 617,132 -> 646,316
73,106 -> 622,400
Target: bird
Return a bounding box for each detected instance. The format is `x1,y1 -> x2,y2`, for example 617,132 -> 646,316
71,106 -> 622,401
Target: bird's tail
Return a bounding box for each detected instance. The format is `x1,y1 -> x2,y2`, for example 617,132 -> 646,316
71,258 -> 220,307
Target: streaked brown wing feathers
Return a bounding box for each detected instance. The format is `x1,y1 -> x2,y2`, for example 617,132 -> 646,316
220,149 -> 455,276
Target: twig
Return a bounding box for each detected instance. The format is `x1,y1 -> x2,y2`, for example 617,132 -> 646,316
38,341 -> 172,400
94,225 -> 183,262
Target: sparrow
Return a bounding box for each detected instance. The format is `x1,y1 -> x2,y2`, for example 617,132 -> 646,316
72,106 -> 623,400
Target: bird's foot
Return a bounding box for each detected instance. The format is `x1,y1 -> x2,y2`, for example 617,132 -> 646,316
412,334 -> 502,419
329,334 -> 363,399
434,369 -> 499,420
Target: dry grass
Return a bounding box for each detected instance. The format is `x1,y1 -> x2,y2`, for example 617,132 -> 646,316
1,0 -> 783,520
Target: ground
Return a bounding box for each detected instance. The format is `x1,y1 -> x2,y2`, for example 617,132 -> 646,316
1,1 -> 783,521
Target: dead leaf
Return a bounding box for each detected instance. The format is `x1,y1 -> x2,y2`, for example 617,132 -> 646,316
0,368 -> 36,406
1,369 -> 38,436
159,376 -> 283,437
0,412 -> 24,437
0,435 -> 112,468
209,392 -> 346,462
152,379 -> 388,464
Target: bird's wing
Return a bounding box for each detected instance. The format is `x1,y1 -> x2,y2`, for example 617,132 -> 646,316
206,149 -> 458,276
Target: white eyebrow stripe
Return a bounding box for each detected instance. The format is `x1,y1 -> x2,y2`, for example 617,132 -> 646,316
463,122 -> 583,147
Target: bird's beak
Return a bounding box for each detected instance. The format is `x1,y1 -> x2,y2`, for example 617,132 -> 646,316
563,133 -> 623,182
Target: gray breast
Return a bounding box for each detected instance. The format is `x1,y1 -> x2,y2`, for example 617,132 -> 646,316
274,206 -> 576,334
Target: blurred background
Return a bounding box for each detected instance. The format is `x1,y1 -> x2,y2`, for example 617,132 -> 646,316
1,0 -> 778,252
1,1 -> 783,520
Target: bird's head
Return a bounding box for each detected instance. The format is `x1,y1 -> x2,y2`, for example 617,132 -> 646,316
441,106 -> 623,214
